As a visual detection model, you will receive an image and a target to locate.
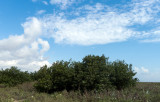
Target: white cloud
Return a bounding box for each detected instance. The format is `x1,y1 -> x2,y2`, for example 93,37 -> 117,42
128,0 -> 157,24
42,12 -> 133,45
134,67 -> 160,82
0,17 -> 50,71
50,0 -> 74,9
22,17 -> 42,38
40,0 -> 160,45
36,10 -> 46,15
29,0 -> 160,45
42,1 -> 48,5
135,67 -> 149,74
38,38 -> 50,54
140,28 -> 160,42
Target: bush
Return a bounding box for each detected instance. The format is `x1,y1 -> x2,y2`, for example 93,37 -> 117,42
34,55 -> 138,93
0,56 -> 138,93
34,61 -> 74,93
109,60 -> 138,90
73,55 -> 112,92
0,66 -> 31,87
33,65 -> 52,93
0,55 -> 138,93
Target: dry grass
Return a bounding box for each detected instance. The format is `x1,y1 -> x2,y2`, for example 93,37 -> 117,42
0,82 -> 160,102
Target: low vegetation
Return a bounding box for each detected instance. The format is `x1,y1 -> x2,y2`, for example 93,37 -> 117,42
0,82 -> 160,102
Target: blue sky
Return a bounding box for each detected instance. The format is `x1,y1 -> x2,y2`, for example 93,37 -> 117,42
0,0 -> 160,82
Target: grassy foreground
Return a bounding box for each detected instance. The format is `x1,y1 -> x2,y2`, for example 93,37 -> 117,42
0,82 -> 160,102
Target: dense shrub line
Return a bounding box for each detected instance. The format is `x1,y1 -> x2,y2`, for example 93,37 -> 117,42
0,55 -> 138,93
34,55 -> 138,93
0,66 -> 31,86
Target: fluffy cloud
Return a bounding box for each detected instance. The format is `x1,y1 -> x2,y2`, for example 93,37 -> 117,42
22,17 -> 42,38
0,17 -> 50,71
40,0 -> 160,45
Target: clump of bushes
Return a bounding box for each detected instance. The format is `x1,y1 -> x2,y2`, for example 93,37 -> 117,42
34,55 -> 138,93
0,55 -> 138,93
0,66 -> 31,87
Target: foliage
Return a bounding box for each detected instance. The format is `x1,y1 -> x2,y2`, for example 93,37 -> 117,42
0,66 -> 31,87
34,55 -> 138,93
0,55 -> 138,93
33,65 -> 52,93
34,61 -> 75,93
73,55 -> 112,92
109,60 -> 138,90
49,61 -> 75,92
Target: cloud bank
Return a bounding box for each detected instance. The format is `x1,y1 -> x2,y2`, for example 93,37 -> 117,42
40,0 -> 160,45
0,18 -> 50,71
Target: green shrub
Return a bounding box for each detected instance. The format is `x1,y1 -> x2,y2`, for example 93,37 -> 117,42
0,55 -> 138,93
34,55 -> 138,93
0,66 -> 31,87
109,60 -> 138,90
73,55 -> 113,92
34,61 -> 74,93
33,65 -> 52,93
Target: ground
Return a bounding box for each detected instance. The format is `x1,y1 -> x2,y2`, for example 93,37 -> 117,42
0,82 -> 160,102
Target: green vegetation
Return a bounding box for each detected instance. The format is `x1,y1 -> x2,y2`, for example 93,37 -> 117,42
33,55 -> 137,93
0,54 -> 148,101
0,82 -> 160,102
0,66 -> 31,87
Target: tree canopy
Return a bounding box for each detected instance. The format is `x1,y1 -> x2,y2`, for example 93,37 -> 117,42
34,55 -> 138,93
0,55 -> 138,93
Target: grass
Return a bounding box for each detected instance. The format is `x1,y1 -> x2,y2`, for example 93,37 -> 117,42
0,82 -> 160,102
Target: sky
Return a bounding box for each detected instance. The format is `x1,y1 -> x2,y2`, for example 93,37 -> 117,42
0,0 -> 160,82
